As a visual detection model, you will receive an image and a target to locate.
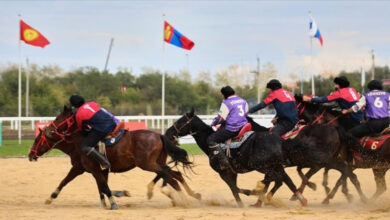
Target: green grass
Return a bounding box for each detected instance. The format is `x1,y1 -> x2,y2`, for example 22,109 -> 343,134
0,139 -> 64,157
0,140 -> 203,157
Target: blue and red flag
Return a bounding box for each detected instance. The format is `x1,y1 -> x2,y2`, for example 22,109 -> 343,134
164,21 -> 194,50
309,15 -> 323,46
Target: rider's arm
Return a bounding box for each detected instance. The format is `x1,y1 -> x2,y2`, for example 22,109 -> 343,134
311,91 -> 340,103
211,103 -> 229,126
351,96 -> 366,112
249,93 -> 274,113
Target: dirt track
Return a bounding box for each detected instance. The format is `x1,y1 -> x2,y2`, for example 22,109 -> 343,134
1,156 -> 390,219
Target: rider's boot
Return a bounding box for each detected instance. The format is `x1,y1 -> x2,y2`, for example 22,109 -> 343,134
86,147 -> 111,169
209,144 -> 230,171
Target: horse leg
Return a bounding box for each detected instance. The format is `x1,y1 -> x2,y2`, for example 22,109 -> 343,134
322,168 -> 331,194
371,168 -> 388,199
147,174 -> 161,200
345,166 -> 367,203
170,170 -> 201,200
322,173 -> 345,204
279,166 -> 307,206
291,167 -> 321,201
251,174 -> 272,207
298,167 -> 317,191
92,171 -> 118,210
45,166 -> 84,205
218,170 -> 243,207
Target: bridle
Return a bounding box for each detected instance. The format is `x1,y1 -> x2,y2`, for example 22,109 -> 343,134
30,114 -> 80,157
297,101 -> 341,126
172,114 -> 197,137
50,114 -> 81,142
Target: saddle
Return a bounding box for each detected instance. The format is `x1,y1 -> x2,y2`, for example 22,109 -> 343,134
222,123 -> 254,157
105,121 -> 125,139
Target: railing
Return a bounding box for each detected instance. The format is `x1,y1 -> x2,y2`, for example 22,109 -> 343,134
0,114 -> 275,131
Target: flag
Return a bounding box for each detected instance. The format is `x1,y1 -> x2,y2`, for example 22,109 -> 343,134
20,19 -> 50,48
164,21 -> 194,50
309,15 -> 323,46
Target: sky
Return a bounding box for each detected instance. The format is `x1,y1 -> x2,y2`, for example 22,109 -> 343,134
1,0 -> 390,83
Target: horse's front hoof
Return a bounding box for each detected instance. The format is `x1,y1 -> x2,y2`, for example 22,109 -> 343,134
147,191 -> 153,200
307,182 -> 317,191
300,198 -> 308,206
250,201 -> 262,208
194,193 -> 202,200
346,194 -> 354,203
122,190 -> 131,197
45,198 -> 53,205
237,201 -> 244,208
110,203 -> 118,210
322,198 -> 330,205
290,194 -> 298,201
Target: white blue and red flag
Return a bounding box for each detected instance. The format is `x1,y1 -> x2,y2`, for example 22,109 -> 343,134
309,15 -> 323,46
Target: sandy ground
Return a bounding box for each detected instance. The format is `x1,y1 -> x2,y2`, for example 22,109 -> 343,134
1,156 -> 390,220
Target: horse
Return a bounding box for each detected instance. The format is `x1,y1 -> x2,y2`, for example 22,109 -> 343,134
246,115 -> 368,204
28,105 -> 200,209
295,94 -> 390,202
165,108 -> 308,207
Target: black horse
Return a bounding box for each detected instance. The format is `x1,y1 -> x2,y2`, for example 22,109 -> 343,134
247,115 -> 368,204
165,108 -> 308,207
295,94 -> 390,202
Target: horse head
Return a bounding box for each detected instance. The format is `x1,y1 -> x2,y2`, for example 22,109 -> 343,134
165,107 -> 199,144
28,105 -> 78,161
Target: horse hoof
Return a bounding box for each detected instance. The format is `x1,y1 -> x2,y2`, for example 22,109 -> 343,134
322,198 -> 330,205
307,182 -> 317,191
147,192 -> 153,200
300,198 -> 308,207
290,194 -> 298,201
324,187 -> 330,195
194,193 -> 202,200
361,196 -> 368,204
347,194 -> 354,203
122,190 -> 131,197
237,201 -> 244,208
110,203 -> 118,210
45,198 -> 52,205
250,201 -> 262,208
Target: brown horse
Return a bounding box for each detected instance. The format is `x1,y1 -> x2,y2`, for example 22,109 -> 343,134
28,105 -> 200,209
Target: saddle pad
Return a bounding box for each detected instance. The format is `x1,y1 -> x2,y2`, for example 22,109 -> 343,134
221,131 -> 254,150
104,129 -> 126,147
282,124 -> 307,140
359,134 -> 390,150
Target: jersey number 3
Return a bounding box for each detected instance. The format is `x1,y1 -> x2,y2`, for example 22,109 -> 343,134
237,105 -> 245,116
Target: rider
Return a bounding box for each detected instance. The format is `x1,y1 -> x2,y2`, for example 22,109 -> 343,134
208,86 -> 248,169
303,76 -> 363,130
342,80 -> 390,138
69,95 -> 119,169
249,79 -> 298,136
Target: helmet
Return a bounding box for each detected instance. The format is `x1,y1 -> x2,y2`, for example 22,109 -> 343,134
333,76 -> 350,88
367,80 -> 383,91
69,95 -> 85,108
220,86 -> 235,99
266,79 -> 282,91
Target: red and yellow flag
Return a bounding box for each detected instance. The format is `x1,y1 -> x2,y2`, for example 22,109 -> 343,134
20,19 -> 50,48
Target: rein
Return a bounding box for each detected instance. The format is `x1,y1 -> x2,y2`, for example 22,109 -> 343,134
50,114 -> 81,143
172,115 -> 197,136
30,133 -> 64,157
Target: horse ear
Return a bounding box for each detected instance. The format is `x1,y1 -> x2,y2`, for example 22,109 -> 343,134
63,105 -> 68,112
39,127 -> 43,132
189,107 -> 194,117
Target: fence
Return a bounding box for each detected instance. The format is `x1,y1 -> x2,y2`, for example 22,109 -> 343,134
0,115 -> 275,150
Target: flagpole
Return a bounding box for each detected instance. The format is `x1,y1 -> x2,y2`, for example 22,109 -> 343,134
26,57 -> 30,117
310,37 -> 315,95
17,14 -> 22,144
161,13 -> 166,134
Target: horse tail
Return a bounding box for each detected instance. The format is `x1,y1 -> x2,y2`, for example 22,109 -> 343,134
160,135 -> 193,169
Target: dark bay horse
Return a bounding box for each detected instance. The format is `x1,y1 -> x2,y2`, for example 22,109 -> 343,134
28,106 -> 199,209
165,108 -> 308,207
295,95 -> 390,203
247,116 -> 368,204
